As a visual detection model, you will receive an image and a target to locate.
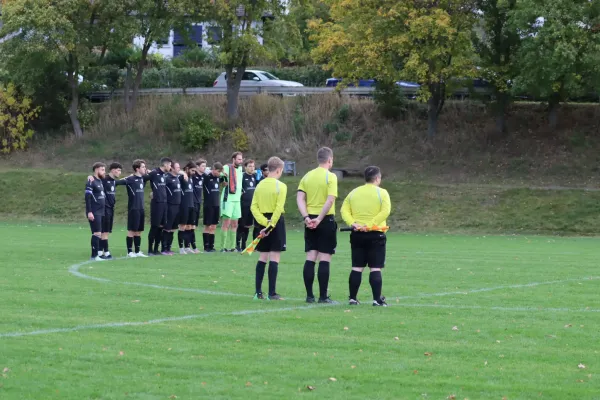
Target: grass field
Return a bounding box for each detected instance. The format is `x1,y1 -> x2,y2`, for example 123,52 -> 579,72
1,223 -> 599,399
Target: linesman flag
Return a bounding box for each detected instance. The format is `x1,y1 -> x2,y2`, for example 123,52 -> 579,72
241,225 -> 274,255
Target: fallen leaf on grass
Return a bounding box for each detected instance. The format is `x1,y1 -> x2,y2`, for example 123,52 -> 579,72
564,324 -> 572,328
413,370 -> 418,374
447,395 -> 456,399
394,337 -> 399,341
201,382 -> 206,386
344,310 -> 351,313
264,382 -> 268,385
245,382 -> 252,387
452,326 -> 459,331
2,368 -> 8,373
329,377 -> 337,382
131,300 -> 140,303
169,395 -> 177,399
576,379 -> 585,383
424,352 -> 432,356
343,327 -> 349,331
578,363 -> 586,369
307,385 -> 315,391
118,351 -> 124,356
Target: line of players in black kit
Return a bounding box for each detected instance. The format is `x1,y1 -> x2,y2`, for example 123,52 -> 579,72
85,157 -> 265,260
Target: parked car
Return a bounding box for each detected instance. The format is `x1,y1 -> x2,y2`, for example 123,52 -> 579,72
325,78 -> 421,89
213,70 -> 304,88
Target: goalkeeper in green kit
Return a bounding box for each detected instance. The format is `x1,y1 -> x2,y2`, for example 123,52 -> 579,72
219,151 -> 244,252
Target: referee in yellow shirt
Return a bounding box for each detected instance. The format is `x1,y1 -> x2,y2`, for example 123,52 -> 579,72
297,147 -> 338,304
340,166 -> 391,306
250,157 -> 288,301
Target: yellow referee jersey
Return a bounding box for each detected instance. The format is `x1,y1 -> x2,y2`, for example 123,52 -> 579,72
251,177 -> 288,227
340,184 -> 391,229
297,167 -> 338,215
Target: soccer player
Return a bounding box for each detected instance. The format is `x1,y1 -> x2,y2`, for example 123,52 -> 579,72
236,159 -> 257,252
123,159 -> 148,257
297,147 -> 338,304
162,162 -> 185,255
258,163 -> 269,182
145,157 -> 172,256
85,162 -> 107,261
98,162 -> 123,259
250,156 -> 287,300
191,159 -> 207,252
220,152 -> 244,252
178,161 -> 196,254
202,162 -> 224,252
340,166 -> 391,306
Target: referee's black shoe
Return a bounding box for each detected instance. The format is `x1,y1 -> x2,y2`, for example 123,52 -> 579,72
373,297 -> 388,307
318,296 -> 337,304
349,298 -> 360,306
306,296 -> 316,303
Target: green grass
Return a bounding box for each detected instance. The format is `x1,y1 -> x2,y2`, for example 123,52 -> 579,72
2,169 -> 600,234
1,224 -> 599,399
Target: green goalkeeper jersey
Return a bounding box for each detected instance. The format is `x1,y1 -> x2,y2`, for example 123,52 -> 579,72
220,164 -> 243,203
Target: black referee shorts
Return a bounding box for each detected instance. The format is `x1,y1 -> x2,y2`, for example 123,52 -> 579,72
241,203 -> 254,227
89,213 -> 103,234
101,208 -> 114,233
150,201 -> 168,227
253,214 -> 286,253
350,231 -> 387,269
304,214 -> 337,254
127,209 -> 145,232
166,204 -> 180,230
203,205 -> 220,226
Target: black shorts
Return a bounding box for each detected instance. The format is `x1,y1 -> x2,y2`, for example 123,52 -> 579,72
178,205 -> 195,226
193,203 -> 201,226
240,203 -> 254,227
89,214 -> 103,233
150,201 -> 168,227
350,231 -> 387,268
166,204 -> 180,230
253,214 -> 286,253
101,209 -> 114,233
127,209 -> 145,232
304,214 -> 337,254
203,205 -> 220,226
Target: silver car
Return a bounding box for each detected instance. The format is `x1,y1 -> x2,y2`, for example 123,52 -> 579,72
212,70 -> 304,88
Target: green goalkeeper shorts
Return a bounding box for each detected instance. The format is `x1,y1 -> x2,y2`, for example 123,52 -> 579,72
221,201 -> 242,219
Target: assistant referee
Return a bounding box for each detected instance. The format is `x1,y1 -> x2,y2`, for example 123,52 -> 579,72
297,147 -> 338,304
340,166 -> 391,307
250,157 -> 288,301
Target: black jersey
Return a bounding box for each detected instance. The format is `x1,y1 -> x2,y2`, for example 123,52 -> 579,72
180,175 -> 194,208
203,173 -> 222,207
165,173 -> 182,205
101,176 -> 125,210
241,172 -> 257,205
192,173 -> 204,205
144,168 -> 167,203
85,178 -> 106,215
124,175 -> 146,210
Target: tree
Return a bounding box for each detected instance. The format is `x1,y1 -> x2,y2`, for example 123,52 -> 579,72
0,83 -> 40,154
510,0 -> 600,130
286,0 -> 330,64
310,0 -> 477,137
0,0 -> 128,137
195,0 -> 288,122
473,0 -> 520,137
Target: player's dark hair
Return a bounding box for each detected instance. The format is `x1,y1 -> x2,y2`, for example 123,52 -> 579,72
92,162 -> 106,171
184,161 -> 197,171
132,159 -> 146,171
244,159 -> 255,167
160,157 -> 172,166
317,147 -> 333,164
260,163 -> 268,172
213,162 -> 223,171
231,151 -> 242,161
364,166 -> 381,183
195,158 -> 207,166
109,162 -> 122,171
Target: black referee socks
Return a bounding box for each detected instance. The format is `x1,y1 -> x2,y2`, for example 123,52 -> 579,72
133,236 -> 141,253
91,235 -> 99,258
318,261 -> 330,299
349,270 -> 362,300
303,260 -> 316,297
268,261 -> 279,296
369,271 -> 383,301
255,261 -> 267,293
126,237 -> 133,254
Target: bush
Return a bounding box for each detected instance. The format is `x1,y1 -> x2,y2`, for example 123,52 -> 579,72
0,83 -> 40,154
374,81 -> 408,119
229,127 -> 250,152
141,67 -> 220,89
262,65 -> 332,87
172,47 -> 219,68
179,111 -> 221,151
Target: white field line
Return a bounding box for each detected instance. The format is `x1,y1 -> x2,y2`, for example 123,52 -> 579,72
394,303 -> 600,313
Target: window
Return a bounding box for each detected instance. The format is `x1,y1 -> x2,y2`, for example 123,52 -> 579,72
261,72 -> 279,81
207,26 -> 222,44
242,72 -> 260,81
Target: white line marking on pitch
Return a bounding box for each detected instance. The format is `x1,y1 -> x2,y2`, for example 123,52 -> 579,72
395,303 -> 600,313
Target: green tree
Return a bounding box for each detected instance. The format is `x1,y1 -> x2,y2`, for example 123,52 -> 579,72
286,0 -> 330,64
510,0 -> 600,129
310,0 -> 477,137
473,0 -> 520,137
0,83 -> 40,154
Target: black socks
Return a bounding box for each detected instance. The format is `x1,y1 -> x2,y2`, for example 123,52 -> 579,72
317,261 -> 330,299
190,230 -> 197,250
99,239 -> 108,253
255,261 -> 266,293
303,260 -> 316,298
369,271 -> 383,301
349,270 -> 362,300
203,233 -> 209,250
126,237 -> 133,253
178,231 -> 184,248
133,236 -> 141,253
91,235 -> 100,257
268,261 -> 278,296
